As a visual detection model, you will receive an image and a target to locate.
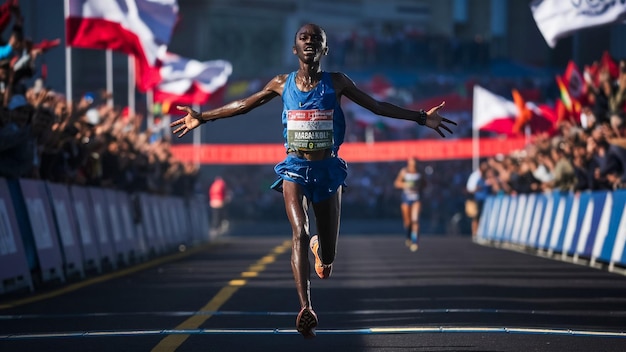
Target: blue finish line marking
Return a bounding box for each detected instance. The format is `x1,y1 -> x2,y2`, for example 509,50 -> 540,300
2,308 -> 625,320
1,327 -> 625,340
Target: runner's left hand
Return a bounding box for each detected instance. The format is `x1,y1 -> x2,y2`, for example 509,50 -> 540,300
425,101 -> 456,138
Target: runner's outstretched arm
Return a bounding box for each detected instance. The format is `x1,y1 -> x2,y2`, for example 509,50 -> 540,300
332,72 -> 456,138
170,75 -> 286,138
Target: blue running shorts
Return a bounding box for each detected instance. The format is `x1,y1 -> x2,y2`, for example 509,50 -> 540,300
271,154 -> 348,203
401,192 -> 420,205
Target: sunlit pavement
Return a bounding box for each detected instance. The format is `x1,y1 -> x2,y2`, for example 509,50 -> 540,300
1,233 -> 625,352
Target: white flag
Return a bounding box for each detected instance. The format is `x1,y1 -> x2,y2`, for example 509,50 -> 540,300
154,52 -> 232,106
530,0 -> 626,48
472,85 -> 517,135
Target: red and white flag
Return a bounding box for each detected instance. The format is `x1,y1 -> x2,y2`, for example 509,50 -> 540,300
472,85 -> 517,135
563,60 -> 585,100
154,52 -> 232,108
531,0 -> 626,48
65,0 -> 179,91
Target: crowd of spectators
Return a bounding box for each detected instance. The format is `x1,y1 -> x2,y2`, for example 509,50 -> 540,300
473,120 -> 625,198
469,56 -> 626,197
0,1 -> 199,197
0,88 -> 200,196
466,55 -> 626,237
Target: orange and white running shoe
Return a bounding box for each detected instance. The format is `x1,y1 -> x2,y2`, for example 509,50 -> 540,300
309,235 -> 332,279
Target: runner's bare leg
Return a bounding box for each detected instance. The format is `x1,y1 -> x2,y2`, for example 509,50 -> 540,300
283,180 -> 312,308
411,201 -> 421,236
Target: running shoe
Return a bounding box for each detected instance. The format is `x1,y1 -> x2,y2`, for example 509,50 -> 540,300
410,232 -> 419,252
296,307 -> 318,338
310,235 -> 332,279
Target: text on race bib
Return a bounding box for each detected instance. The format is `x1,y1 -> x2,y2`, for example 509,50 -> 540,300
286,109 -> 334,151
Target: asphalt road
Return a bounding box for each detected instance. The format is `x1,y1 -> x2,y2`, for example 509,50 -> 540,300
1,232 -> 625,352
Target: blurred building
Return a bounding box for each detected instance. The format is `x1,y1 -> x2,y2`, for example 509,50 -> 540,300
15,0 -> 626,107
167,0 -> 625,76
170,0 -> 554,77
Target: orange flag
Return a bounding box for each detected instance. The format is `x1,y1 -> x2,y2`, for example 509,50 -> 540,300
512,89 -> 532,134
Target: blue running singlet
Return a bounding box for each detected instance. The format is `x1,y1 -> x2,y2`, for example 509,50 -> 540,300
271,71 -> 348,202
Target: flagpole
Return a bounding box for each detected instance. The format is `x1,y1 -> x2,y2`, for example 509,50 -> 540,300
472,125 -> 479,171
106,49 -> 113,107
471,85 -> 478,171
193,103 -> 201,167
128,56 -> 135,115
64,0 -> 72,104
146,89 -> 154,131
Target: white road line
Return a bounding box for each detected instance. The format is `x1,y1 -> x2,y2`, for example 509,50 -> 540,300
2,308 -> 625,320
1,327 -> 625,340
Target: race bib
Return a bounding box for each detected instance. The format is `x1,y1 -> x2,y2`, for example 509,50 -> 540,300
286,109 -> 334,151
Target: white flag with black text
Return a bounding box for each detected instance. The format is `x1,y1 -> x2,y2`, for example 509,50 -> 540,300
530,0 -> 626,48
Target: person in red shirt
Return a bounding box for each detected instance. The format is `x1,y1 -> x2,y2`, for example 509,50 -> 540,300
209,176 -> 229,235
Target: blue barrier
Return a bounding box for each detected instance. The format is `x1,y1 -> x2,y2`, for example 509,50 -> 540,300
548,193 -> 572,254
102,188 -> 132,265
584,192 -> 608,259
18,179 -> 66,284
0,179 -> 33,294
138,193 -> 165,255
562,192 -> 590,258
537,192 -> 557,250
69,185 -> 103,273
157,196 -> 176,248
477,197 -> 492,239
518,193 -> 536,245
87,187 -> 118,270
478,190 -> 626,271
510,194 -> 526,244
596,191 -> 626,265
148,195 -> 168,249
45,182 -> 86,279
105,189 -> 143,264
528,193 -> 546,248
608,192 -> 626,269
118,192 -> 147,260
0,177 -> 211,296
495,196 -> 510,241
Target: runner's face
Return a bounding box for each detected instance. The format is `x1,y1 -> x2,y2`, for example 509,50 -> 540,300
293,25 -> 327,64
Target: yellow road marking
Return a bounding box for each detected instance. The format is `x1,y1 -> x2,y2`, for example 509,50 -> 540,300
258,255 -> 276,264
228,279 -> 247,286
151,241 -> 290,352
272,246 -> 288,254
150,285 -> 239,351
